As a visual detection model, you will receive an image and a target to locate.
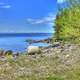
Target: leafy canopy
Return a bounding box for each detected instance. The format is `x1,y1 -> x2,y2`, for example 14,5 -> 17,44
54,0 -> 80,43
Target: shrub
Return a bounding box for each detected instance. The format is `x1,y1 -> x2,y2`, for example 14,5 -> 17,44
0,49 -> 4,56
54,0 -> 80,43
5,50 -> 13,55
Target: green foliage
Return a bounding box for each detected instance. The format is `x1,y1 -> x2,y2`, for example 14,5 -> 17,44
5,50 -> 13,55
0,49 -> 4,56
46,75 -> 65,80
54,0 -> 80,43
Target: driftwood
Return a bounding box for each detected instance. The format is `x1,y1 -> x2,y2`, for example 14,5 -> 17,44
26,38 -> 53,44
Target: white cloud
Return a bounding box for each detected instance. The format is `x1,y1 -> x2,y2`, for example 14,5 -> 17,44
0,2 -> 11,9
57,0 -> 65,3
2,5 -> 11,8
27,13 -> 56,25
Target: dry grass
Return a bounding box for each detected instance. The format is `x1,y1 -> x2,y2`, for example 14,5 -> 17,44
0,45 -> 80,80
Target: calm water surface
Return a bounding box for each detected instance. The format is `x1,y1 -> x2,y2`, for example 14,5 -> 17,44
0,33 -> 52,52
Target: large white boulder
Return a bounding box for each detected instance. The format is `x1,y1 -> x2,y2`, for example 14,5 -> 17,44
27,46 -> 41,55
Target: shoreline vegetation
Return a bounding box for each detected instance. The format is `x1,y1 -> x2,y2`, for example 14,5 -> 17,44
0,38 -> 80,80
0,41 -> 80,80
1,0 -> 80,80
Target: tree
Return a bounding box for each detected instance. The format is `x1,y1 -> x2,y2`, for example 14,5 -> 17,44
54,0 -> 80,43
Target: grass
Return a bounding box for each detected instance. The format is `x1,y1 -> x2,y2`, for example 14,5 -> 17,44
0,50 -> 80,80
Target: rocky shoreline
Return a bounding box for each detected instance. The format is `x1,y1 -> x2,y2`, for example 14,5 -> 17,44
0,42 -> 80,65
26,38 -> 53,44
0,43 -> 80,79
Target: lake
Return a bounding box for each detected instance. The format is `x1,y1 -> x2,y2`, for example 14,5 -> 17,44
0,33 -> 52,52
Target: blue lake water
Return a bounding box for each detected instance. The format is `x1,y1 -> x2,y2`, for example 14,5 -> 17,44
0,33 -> 52,52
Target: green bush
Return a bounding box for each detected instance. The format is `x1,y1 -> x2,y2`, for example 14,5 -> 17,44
0,49 -> 4,56
5,50 -> 13,55
54,0 -> 80,43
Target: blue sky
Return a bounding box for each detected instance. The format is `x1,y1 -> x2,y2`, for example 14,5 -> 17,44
0,0 -> 58,33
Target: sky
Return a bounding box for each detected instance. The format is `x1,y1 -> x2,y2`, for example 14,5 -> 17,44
0,0 -> 58,33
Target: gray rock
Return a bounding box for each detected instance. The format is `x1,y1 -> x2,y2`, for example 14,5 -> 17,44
27,46 -> 41,55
